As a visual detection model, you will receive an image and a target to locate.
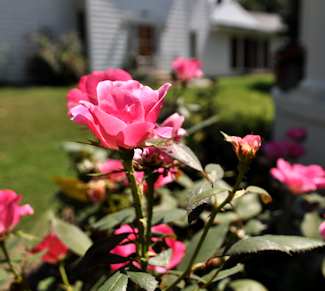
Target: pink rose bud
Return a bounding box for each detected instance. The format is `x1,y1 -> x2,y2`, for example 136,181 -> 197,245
154,113 -> 186,142
31,232 -> 68,264
67,68 -> 132,113
171,57 -> 203,81
223,133 -> 262,160
70,80 -> 171,150
0,189 -> 34,237
319,221 -> 325,240
271,159 -> 325,194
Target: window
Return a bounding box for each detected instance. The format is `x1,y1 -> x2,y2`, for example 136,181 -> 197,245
137,25 -> 155,57
190,32 -> 197,58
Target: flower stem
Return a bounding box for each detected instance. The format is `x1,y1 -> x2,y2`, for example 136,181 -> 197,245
164,162 -> 247,291
121,150 -> 146,262
59,261 -> 72,291
0,240 -> 21,282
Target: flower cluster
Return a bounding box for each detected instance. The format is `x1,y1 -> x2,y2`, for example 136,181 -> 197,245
271,159 -> 325,194
110,224 -> 185,273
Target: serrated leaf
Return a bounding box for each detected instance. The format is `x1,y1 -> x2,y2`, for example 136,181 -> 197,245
246,186 -> 272,204
228,279 -> 268,291
149,249 -> 172,267
92,208 -> 135,230
161,143 -> 203,172
98,272 -> 128,291
52,217 -> 92,256
179,224 -> 229,270
152,208 -> 187,225
226,235 -> 325,256
202,264 -> 244,283
301,212 -> 322,239
127,271 -> 158,291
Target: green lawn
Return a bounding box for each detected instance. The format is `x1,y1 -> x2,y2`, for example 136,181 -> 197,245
0,74 -> 274,228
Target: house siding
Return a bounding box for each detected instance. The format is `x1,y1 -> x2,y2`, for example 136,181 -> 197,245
0,0 -> 77,82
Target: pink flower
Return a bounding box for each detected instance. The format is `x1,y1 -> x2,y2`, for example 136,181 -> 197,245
286,127 -> 307,142
263,141 -> 305,160
110,224 -> 185,273
270,159 -> 325,194
70,80 -> 171,149
31,232 -> 68,264
154,113 -> 186,141
172,57 -> 203,81
224,133 -> 262,160
0,190 -> 34,237
319,222 -> 325,240
67,68 -> 132,113
99,159 -> 126,183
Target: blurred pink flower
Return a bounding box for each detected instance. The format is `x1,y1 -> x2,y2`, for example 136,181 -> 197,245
286,127 -> 307,142
31,232 -> 68,264
172,57 -> 203,81
263,140 -> 305,160
110,224 -> 185,273
67,68 -> 132,112
70,80 -> 171,149
0,189 -> 33,237
224,134 -> 262,160
99,159 -> 126,183
270,159 -> 325,194
319,221 -> 325,240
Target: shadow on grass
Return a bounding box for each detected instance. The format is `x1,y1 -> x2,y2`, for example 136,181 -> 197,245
249,80 -> 274,94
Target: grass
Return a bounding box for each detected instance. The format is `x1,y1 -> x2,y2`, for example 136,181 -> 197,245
0,73 -> 274,228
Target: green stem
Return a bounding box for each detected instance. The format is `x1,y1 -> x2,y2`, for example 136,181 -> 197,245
59,261 -> 72,291
121,150 -> 146,262
164,162 -> 247,291
0,240 -> 21,282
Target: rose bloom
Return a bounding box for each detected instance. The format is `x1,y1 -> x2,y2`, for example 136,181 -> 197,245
67,68 -> 132,113
172,57 -> 203,81
270,158 -> 325,194
110,224 -> 185,273
0,189 -> 33,237
319,221 -> 325,240
31,232 -> 68,264
286,127 -> 307,142
263,140 -> 305,160
70,80 -> 171,150
224,134 -> 262,160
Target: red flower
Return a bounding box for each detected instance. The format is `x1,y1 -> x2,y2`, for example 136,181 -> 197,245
31,233 -> 68,264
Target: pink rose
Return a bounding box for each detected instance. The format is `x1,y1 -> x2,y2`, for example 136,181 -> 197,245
31,232 -> 68,264
270,159 -> 325,194
67,68 -> 132,113
0,190 -> 34,237
224,134 -> 262,160
110,224 -> 185,273
70,80 -> 171,149
286,127 -> 307,142
263,140 -> 305,160
154,113 -> 186,141
319,221 -> 325,240
172,57 -> 203,81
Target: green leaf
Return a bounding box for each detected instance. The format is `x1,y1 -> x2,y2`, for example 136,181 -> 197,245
0,269 -> 9,284
92,208 -> 135,230
301,212 -> 322,239
244,220 -> 267,235
228,279 -> 268,291
179,224 -> 229,270
52,217 -> 92,256
226,235 -> 325,256
246,186 -> 272,204
202,264 -> 244,283
37,277 -> 55,291
127,271 -> 158,291
161,143 -> 203,172
183,284 -> 207,291
149,249 -> 172,267
233,193 -> 262,220
98,272 -> 128,291
152,208 -> 187,225
205,164 -> 224,182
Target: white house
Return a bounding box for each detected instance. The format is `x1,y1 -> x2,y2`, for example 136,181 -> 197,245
0,0 -> 284,83
273,0 -> 325,164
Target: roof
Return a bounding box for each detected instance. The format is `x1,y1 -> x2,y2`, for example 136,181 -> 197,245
210,0 -> 285,34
